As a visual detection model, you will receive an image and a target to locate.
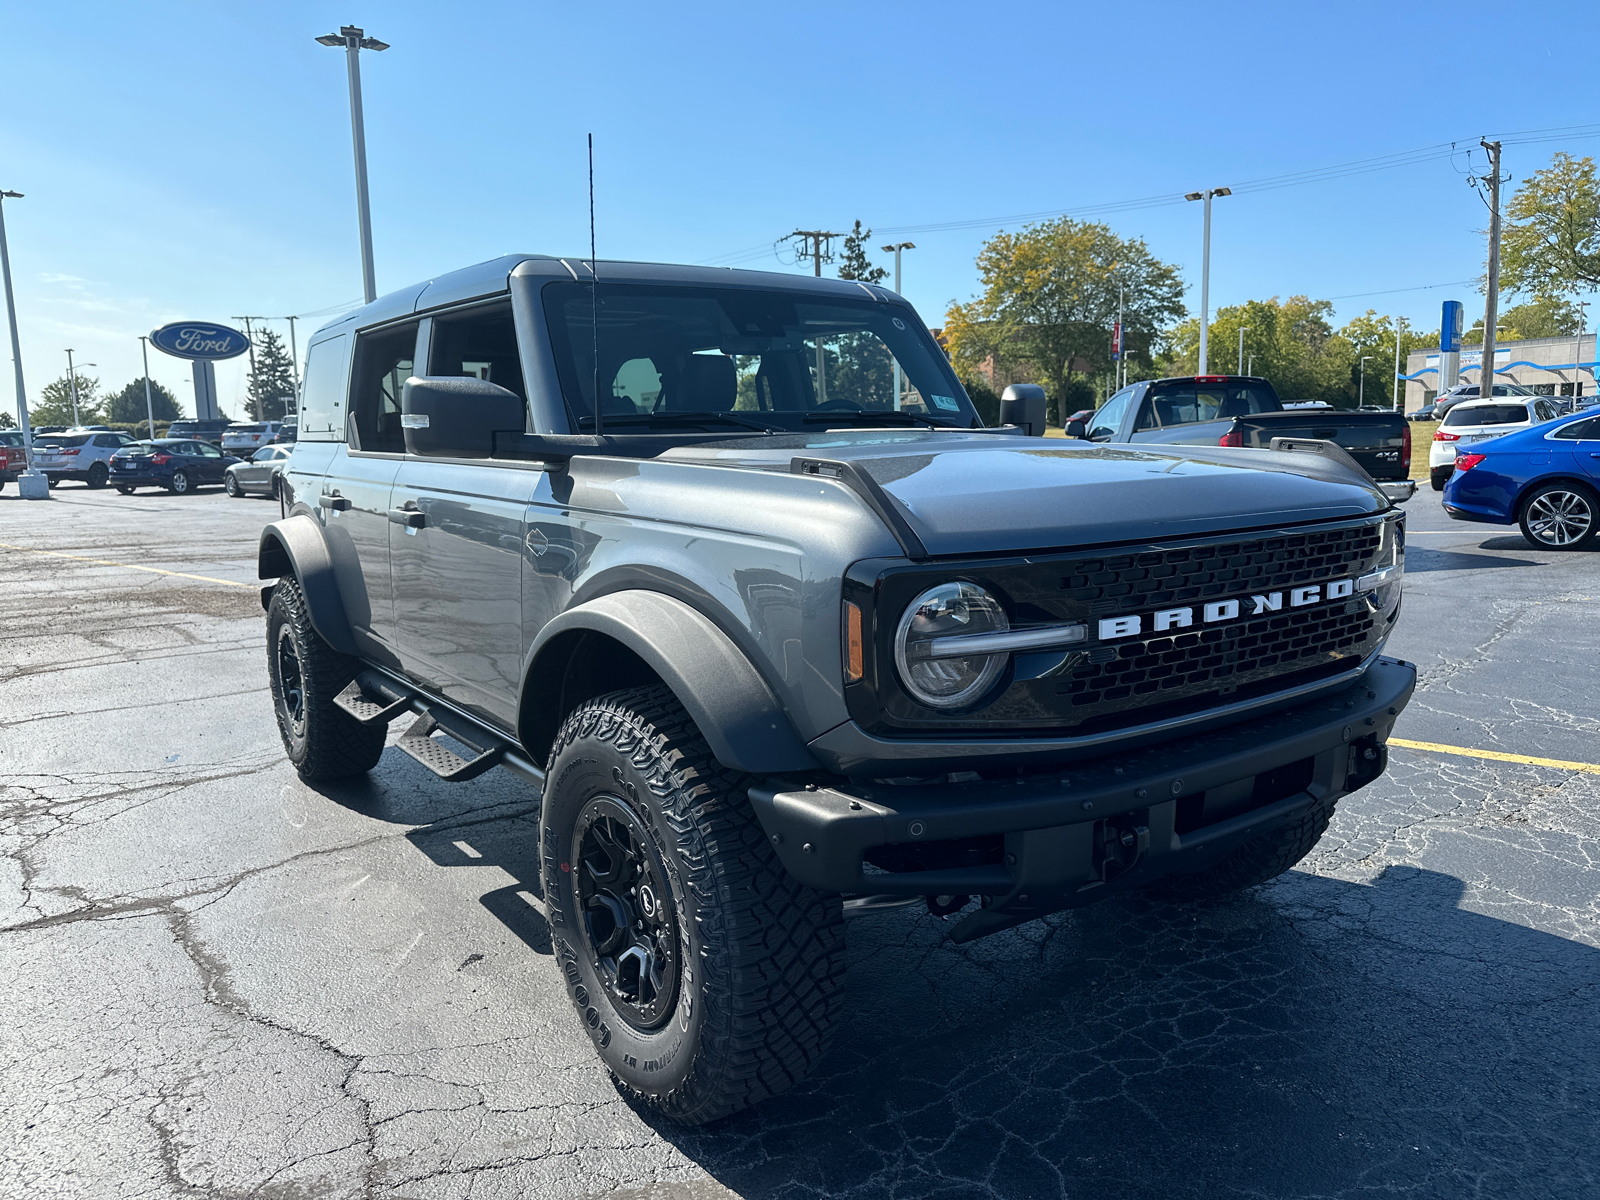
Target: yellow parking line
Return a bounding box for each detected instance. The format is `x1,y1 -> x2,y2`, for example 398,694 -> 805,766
0,542 -> 255,589
1390,737 -> 1600,775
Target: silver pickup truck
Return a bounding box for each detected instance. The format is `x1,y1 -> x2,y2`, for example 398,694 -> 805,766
259,254 -> 1413,1124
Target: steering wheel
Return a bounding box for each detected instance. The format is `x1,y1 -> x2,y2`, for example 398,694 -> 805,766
811,400 -> 865,413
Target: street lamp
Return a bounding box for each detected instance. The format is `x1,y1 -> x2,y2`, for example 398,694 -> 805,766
65,350 -> 96,426
138,336 -> 157,439
0,188 -> 47,498
317,26 -> 389,305
1184,186 -> 1231,374
1572,301 -> 1590,405
1359,355 -> 1372,407
1392,317 -> 1407,413
1237,326 -> 1250,375
880,241 -> 915,408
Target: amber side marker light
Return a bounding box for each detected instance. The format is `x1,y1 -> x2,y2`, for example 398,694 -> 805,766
844,601 -> 864,683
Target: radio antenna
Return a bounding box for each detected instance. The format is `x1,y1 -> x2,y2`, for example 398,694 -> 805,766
588,133 -> 601,438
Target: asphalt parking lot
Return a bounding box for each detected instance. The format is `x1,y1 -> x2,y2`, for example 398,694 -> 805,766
3,481 -> 1598,1200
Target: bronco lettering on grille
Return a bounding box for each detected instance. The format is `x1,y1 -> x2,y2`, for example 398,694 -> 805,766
1097,578 -> 1356,641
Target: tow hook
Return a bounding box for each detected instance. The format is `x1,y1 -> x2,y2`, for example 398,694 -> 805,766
1096,815 -> 1150,882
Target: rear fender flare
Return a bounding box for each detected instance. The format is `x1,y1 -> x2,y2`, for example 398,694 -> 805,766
258,515 -> 357,655
521,590 -> 820,775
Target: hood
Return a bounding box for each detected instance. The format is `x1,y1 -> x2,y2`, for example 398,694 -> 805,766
666,431 -> 1389,555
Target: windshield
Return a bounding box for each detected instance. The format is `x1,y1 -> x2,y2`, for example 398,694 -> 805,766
1138,380 -> 1280,428
1443,403 -> 1531,427
542,282 -> 977,432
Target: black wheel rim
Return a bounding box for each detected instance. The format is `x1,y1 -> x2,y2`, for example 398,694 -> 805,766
274,623 -> 307,738
571,796 -> 680,1030
1526,489 -> 1592,546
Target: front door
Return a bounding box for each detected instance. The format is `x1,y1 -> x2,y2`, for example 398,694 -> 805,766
390,301 -> 534,729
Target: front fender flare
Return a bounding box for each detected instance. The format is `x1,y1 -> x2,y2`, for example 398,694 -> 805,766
258,515 -> 357,656
524,590 -> 820,775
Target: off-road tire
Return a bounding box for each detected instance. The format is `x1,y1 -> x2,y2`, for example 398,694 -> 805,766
266,577 -> 386,781
86,461 -> 109,489
224,474 -> 241,497
542,686 -> 846,1125
168,469 -> 191,495
1148,797 -> 1335,901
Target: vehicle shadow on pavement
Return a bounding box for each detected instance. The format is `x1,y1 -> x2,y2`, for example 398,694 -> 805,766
655,865 -> 1599,1200
1478,533 -> 1598,554
1405,545 -> 1544,572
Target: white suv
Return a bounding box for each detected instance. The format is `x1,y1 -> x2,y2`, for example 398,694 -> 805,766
31,429 -> 142,489
221,422 -> 282,453
1430,395 -> 1563,489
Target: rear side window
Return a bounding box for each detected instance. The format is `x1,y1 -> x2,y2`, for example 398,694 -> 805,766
1140,381 -> 1279,427
429,304 -> 526,398
297,334 -> 352,442
1553,417 -> 1600,440
1443,404 -> 1529,427
349,323 -> 420,453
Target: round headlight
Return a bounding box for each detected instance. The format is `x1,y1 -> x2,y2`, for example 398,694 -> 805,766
894,582 -> 1010,709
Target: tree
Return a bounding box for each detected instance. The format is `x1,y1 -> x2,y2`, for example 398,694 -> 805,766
247,329 -> 298,421
944,217 -> 1185,422
1467,296 -> 1582,341
103,377 -> 182,425
836,220 -> 887,284
1337,311 -> 1435,407
31,372 -> 101,426
0,411 -> 14,429
1500,152 -> 1600,297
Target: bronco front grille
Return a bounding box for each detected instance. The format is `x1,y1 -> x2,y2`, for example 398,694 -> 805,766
848,515 -> 1395,737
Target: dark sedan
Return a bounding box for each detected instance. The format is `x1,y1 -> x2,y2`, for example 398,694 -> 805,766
110,439 -> 241,494
1442,410 -> 1600,549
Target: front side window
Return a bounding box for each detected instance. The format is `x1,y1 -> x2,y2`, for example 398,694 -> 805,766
542,282 -> 975,432
349,323 -> 419,453
429,304 -> 525,398
1088,390 -> 1134,440
197,443 -> 222,458
252,447 -> 277,461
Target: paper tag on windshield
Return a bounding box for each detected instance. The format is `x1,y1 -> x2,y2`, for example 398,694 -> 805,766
930,394 -> 960,412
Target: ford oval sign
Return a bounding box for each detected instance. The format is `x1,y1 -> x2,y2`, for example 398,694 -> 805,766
149,321 -> 251,361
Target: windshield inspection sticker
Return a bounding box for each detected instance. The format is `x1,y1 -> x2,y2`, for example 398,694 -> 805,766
931,394 -> 961,412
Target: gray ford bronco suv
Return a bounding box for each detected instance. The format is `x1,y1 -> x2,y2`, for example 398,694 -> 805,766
260,254 -> 1413,1124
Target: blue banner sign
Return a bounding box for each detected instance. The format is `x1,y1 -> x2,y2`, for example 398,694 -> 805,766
1439,301 -> 1463,353
150,321 -> 251,361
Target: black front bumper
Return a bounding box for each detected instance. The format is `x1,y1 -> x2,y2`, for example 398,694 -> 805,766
750,656 -> 1415,939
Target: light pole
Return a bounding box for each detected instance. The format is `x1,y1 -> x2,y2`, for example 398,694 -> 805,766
1184,186 -> 1232,374
1572,301 -> 1589,405
283,315 -> 302,403
138,336 -> 157,439
1359,356 -> 1372,407
1237,326 -> 1250,375
880,241 -> 915,409
1392,317 -> 1406,412
317,25 -> 389,305
64,350 -> 95,426
0,188 -> 46,498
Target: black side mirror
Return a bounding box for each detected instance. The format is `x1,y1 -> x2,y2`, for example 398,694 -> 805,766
1065,419 -> 1088,440
999,384 -> 1047,436
401,376 -> 527,457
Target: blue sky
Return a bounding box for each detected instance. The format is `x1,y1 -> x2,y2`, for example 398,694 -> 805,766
2,0 -> 1597,417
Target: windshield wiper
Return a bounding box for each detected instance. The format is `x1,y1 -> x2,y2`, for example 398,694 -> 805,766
578,410 -> 781,434
802,409 -> 959,429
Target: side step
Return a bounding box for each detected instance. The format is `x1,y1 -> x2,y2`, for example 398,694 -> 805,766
396,708 -> 507,782
333,671 -> 413,726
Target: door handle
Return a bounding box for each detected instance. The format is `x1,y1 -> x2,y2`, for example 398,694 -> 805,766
319,493 -> 351,511
1590,453 -> 1600,459
388,506 -> 426,528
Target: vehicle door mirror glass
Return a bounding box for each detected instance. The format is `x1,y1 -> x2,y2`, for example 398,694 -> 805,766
401,376 -> 527,457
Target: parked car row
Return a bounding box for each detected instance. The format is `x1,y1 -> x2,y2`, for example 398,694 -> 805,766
1443,407 -> 1600,549
0,423 -> 295,496
1428,395 -> 1567,490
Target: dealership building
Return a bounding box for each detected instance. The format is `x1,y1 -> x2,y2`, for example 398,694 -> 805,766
1401,333 -> 1596,414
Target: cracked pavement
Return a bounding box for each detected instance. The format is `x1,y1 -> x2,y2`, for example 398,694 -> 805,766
2,485 -> 1597,1199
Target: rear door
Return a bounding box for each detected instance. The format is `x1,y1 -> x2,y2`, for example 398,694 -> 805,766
1553,415 -> 1600,482
390,302 -> 535,728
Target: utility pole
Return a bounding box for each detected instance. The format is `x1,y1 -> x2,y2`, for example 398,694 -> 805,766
317,26 -> 389,304
66,348 -> 80,426
1479,139 -> 1504,399
1117,279 -> 1126,389
233,316 -> 265,419
139,336 -> 157,439
1184,187 -> 1232,374
1392,317 -> 1407,412
789,230 -> 841,402
0,188 -> 46,497
881,241 -> 915,408
1237,326 -> 1250,375
284,315 -> 301,403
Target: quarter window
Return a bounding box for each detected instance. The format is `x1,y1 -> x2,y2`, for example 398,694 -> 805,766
1553,417 -> 1600,440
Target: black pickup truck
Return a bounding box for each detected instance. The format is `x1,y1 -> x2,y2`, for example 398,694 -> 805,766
1078,375 -> 1414,501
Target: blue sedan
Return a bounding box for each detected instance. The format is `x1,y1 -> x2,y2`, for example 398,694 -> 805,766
1442,409 -> 1600,549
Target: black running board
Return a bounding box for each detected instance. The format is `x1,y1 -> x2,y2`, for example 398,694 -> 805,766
396,708 -> 507,782
333,671 -> 412,726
